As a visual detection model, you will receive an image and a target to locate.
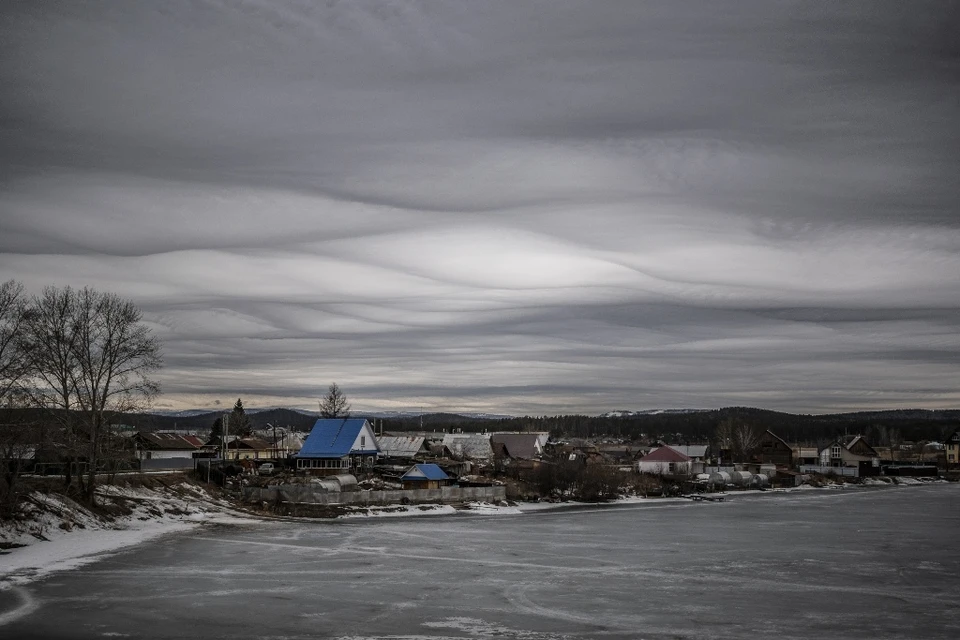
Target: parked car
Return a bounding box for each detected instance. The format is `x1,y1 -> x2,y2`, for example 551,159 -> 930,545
258,462 -> 275,475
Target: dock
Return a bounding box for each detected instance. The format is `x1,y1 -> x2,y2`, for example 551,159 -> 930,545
681,494 -> 725,502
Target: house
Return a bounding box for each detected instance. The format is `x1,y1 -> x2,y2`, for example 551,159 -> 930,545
132,432 -> 199,461
376,435 -> 428,460
295,418 -> 380,475
442,433 -> 493,461
793,446 -> 819,467
815,435 -> 881,476
596,444 -> 635,465
401,463 -> 451,490
638,446 -> 692,476
755,430 -> 794,467
946,430 -> 960,468
274,432 -> 306,458
666,444 -> 708,474
227,437 -> 273,461
490,433 -> 543,461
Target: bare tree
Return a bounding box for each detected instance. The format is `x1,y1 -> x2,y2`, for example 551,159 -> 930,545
19,286 -> 82,488
21,286 -> 162,503
0,280 -> 27,405
71,288 -> 161,502
0,389 -> 37,517
319,382 -> 350,418
716,418 -> 761,462
0,282 -> 33,516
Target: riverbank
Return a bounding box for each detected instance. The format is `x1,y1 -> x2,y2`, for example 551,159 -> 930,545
0,477 -> 262,590
1,474 -> 946,591
4,480 -> 957,640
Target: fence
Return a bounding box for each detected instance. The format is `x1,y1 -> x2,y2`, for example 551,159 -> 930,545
799,465 -> 858,477
242,484 -> 506,507
140,458 -> 197,471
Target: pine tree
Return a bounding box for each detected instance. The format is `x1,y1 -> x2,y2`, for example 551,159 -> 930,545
319,383 -> 350,418
229,398 -> 253,437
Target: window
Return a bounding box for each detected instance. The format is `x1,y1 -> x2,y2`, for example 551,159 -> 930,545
361,436 -> 365,448
831,446 -> 841,459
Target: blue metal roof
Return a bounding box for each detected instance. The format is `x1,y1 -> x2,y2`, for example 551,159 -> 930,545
402,463 -> 449,481
296,418 -> 378,458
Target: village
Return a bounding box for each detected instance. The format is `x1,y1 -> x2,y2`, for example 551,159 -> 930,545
119,416 -> 958,515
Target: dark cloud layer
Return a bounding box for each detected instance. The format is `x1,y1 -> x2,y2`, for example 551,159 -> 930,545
1,1 -> 958,413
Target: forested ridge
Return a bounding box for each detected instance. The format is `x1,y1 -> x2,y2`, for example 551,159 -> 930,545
8,406 -> 956,446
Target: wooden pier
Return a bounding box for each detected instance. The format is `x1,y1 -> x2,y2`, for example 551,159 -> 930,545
681,494 -> 725,502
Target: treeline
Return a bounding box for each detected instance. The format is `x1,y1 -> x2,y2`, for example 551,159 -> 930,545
379,406 -> 960,445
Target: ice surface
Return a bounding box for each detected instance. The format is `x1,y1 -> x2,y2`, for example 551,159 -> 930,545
2,483 -> 958,639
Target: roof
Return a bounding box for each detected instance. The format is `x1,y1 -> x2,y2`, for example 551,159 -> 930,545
762,430 -> 792,448
136,432 -> 199,451
277,433 -> 306,449
641,446 -> 692,463
442,434 -> 493,460
491,433 -> 541,460
297,418 -> 378,458
402,463 -> 449,482
668,444 -> 708,458
229,437 -> 272,450
377,435 -> 425,458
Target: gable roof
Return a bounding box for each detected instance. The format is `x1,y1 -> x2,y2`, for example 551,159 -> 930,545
377,435 -> 426,458
229,437 -> 272,450
297,418 -> 378,458
442,434 -> 493,460
641,446 -> 692,463
845,435 -> 879,457
491,433 -> 542,460
402,463 -> 449,481
668,444 -> 708,459
761,430 -> 792,449
135,432 -> 199,451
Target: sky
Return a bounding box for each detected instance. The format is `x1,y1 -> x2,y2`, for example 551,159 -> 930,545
1,1 -> 959,416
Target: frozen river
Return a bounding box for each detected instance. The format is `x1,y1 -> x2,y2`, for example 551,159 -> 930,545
2,484 -> 959,639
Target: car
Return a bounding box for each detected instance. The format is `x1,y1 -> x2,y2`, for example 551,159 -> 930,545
258,462 -> 275,476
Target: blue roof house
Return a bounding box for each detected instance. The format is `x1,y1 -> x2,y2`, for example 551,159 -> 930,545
295,418 -> 380,475
401,463 -> 451,489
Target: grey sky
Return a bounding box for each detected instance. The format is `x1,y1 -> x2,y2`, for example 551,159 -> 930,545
1,1 -> 958,414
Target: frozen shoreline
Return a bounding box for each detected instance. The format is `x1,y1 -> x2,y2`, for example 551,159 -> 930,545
0,483 -> 264,591
1,476 -> 947,592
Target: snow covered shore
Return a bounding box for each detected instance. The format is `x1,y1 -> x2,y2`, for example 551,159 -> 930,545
0,481 -> 261,590
1,475 -> 944,591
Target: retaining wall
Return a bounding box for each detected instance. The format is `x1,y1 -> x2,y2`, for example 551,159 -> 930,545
242,484 -> 506,506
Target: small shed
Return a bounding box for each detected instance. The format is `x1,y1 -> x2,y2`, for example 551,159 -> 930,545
401,463 -> 451,490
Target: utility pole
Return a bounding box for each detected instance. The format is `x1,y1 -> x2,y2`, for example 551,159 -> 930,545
268,422 -> 278,460
222,411 -> 229,488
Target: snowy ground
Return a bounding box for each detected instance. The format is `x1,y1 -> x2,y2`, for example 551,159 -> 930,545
0,481 -> 262,591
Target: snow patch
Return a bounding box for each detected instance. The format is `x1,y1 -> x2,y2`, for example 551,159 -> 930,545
0,482 -> 262,591
337,504 -> 457,519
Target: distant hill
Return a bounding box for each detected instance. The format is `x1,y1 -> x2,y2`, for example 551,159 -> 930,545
3,405 -> 956,444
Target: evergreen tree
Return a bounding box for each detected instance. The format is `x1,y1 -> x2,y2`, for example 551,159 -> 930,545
229,398 -> 253,437
208,415 -> 225,442
319,383 -> 350,419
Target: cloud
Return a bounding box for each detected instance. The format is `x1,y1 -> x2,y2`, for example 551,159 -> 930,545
1,1 -> 959,414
